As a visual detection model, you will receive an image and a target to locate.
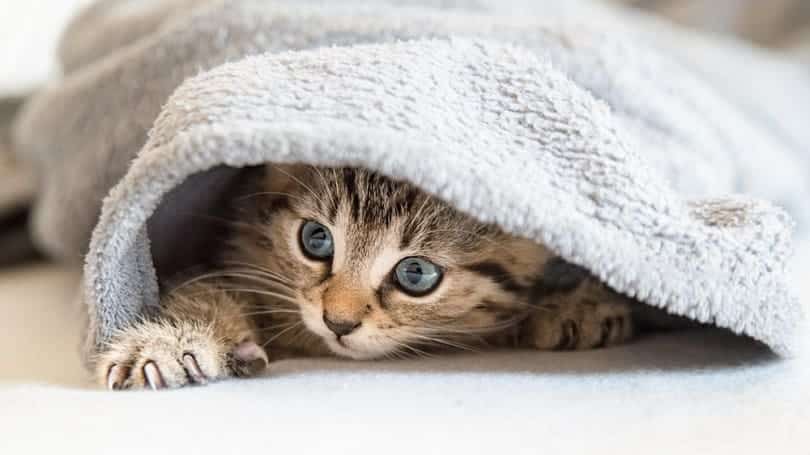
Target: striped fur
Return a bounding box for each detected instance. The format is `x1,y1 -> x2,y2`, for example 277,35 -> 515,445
96,165 -> 635,390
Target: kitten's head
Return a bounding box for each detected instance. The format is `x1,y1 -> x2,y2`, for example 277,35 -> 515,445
231,165 -> 548,359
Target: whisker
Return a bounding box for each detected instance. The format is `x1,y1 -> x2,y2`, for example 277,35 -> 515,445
179,212 -> 267,236
181,270 -> 295,291
183,287 -> 300,306
382,338 -> 413,360
310,166 -> 331,195
381,334 -> 429,359
263,322 -> 304,347
399,343 -> 434,359
218,288 -> 300,305
240,309 -> 301,318
407,333 -> 481,353
169,269 -> 294,295
412,191 -> 432,221
258,322 -> 301,332
417,228 -> 501,248
416,312 -> 528,336
269,164 -> 320,202
218,274 -> 295,293
285,325 -> 312,346
235,190 -> 307,204
411,324 -> 487,336
220,261 -> 295,284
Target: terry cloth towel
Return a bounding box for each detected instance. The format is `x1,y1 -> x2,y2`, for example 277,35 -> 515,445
11,0 -> 810,361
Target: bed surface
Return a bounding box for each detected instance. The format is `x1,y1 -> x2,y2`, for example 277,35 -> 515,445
1,241 -> 808,454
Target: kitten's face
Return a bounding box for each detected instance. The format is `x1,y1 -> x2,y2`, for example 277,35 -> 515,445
232,166 -> 549,359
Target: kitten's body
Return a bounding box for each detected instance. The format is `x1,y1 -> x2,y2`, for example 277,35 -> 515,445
100,166 -> 635,390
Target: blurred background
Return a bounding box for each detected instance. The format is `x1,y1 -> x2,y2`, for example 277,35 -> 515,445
0,0 -> 808,98
619,0 -> 810,49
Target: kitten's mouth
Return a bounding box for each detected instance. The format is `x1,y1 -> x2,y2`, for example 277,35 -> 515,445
327,340 -> 361,358
299,306 -> 394,359
325,335 -> 377,360
321,330 -> 394,360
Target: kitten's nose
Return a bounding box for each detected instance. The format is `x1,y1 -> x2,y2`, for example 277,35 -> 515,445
323,314 -> 361,337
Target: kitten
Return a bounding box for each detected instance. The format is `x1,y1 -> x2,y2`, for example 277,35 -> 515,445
99,165 -> 635,390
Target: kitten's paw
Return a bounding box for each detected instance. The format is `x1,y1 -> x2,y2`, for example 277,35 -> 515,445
522,299 -> 634,350
97,320 -> 268,391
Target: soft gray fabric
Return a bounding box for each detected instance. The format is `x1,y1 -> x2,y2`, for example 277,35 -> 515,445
12,0 -> 810,359
0,99 -> 33,214
0,98 -> 38,266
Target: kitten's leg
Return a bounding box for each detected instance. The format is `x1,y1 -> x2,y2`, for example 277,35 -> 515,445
96,283 -> 268,390
521,277 -> 635,350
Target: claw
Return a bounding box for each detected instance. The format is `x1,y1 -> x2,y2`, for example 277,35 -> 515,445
554,320 -> 579,350
182,354 -> 207,384
143,362 -> 165,390
598,318 -> 613,348
107,364 -> 127,390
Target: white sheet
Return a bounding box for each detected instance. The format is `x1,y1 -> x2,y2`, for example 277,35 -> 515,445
0,241 -> 808,454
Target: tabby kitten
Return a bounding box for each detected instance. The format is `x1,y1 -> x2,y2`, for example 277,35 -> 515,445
99,165 -> 635,390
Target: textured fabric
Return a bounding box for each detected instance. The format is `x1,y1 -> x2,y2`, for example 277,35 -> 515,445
11,0 -> 810,359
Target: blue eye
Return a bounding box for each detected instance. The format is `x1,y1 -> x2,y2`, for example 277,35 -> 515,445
300,221 -> 334,260
394,257 -> 443,296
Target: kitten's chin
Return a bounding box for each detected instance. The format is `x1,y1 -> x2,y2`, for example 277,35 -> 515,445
324,339 -> 386,360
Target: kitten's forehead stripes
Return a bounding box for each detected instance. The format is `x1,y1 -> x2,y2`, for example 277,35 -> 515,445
343,168 -> 361,221
314,168 -> 440,246
305,168 -> 408,223
284,166 -> 502,257
324,177 -> 341,223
